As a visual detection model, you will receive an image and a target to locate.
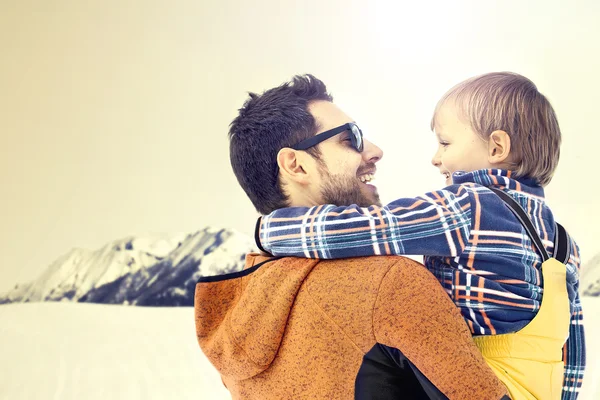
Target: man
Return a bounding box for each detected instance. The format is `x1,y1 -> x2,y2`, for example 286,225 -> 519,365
194,75 -> 509,399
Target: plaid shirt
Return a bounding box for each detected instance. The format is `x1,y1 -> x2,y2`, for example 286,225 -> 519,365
258,169 -> 585,399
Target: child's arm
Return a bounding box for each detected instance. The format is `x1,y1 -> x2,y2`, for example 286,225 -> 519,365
562,300 -> 585,399
258,185 -> 473,259
561,242 -> 586,399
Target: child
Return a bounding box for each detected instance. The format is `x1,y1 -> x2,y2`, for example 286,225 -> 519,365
256,72 -> 585,400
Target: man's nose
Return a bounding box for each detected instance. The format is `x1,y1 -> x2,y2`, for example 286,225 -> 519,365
363,139 -> 383,163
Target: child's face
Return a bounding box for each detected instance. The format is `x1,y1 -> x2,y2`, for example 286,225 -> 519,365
431,102 -> 492,186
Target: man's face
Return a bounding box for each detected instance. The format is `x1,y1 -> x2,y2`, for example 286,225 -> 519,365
307,101 -> 384,207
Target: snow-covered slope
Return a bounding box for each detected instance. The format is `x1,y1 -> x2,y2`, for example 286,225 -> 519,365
0,227 -> 256,306
582,252 -> 600,296
0,302 -> 230,400
0,300 -> 598,400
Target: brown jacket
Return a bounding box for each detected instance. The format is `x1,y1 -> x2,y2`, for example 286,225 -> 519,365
194,254 -> 508,399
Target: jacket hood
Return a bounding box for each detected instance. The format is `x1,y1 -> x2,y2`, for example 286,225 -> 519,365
194,254 -> 319,380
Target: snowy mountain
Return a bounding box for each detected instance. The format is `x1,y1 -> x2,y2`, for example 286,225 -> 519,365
0,227 -> 256,306
582,252 -> 600,296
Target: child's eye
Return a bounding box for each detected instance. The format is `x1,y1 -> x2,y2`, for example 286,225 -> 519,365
439,141 -> 449,147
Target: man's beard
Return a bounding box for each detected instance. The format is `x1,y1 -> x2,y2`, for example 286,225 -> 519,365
319,170 -> 381,207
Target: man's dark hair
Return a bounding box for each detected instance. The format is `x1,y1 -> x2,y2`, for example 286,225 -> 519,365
229,74 -> 333,215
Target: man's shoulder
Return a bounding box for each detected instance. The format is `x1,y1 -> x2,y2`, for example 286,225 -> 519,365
242,254 -> 438,289
271,255 -> 424,268
277,255 -> 435,283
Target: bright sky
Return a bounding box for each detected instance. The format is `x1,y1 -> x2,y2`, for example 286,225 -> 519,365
1,0 -> 599,292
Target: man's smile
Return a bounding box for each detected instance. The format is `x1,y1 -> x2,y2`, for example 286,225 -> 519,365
358,173 -> 375,184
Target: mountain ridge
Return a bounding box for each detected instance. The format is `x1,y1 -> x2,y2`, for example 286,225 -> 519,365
0,227 -> 256,306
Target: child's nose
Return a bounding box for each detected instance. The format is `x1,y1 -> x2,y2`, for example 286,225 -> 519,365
431,152 -> 441,167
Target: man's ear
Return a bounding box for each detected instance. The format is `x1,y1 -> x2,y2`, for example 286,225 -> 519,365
277,148 -> 310,185
487,130 -> 512,165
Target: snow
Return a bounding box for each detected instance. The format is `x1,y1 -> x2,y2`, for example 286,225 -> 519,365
582,253 -> 600,296
0,302 -> 229,400
580,296 -> 600,400
2,235 -> 179,303
130,233 -> 188,258
0,297 -> 598,399
1,228 -> 255,305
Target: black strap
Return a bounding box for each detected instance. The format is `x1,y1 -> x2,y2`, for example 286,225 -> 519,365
489,188 -> 571,265
489,187 -> 571,264
488,188 -> 550,262
552,222 -> 571,264
197,256 -> 283,283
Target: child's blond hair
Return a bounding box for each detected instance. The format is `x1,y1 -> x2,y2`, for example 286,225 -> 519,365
431,72 -> 561,186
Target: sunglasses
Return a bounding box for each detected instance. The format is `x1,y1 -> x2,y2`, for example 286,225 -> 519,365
291,122 -> 364,153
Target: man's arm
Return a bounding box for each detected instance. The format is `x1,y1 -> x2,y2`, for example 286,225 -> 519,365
372,258 -> 509,399
259,185 -> 474,259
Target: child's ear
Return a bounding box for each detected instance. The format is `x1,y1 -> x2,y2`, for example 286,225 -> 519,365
277,148 -> 311,185
487,130 -> 511,165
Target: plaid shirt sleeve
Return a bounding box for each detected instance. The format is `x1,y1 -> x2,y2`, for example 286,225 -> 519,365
562,242 -> 586,400
259,185 -> 473,259
563,298 -> 586,399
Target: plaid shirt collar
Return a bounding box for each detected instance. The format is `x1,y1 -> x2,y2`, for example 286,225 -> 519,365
451,169 -> 545,198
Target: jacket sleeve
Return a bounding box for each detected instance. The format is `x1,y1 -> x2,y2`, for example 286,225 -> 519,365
372,258 -> 509,400
258,185 -> 473,259
561,300 -> 585,400
561,240 -> 586,400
